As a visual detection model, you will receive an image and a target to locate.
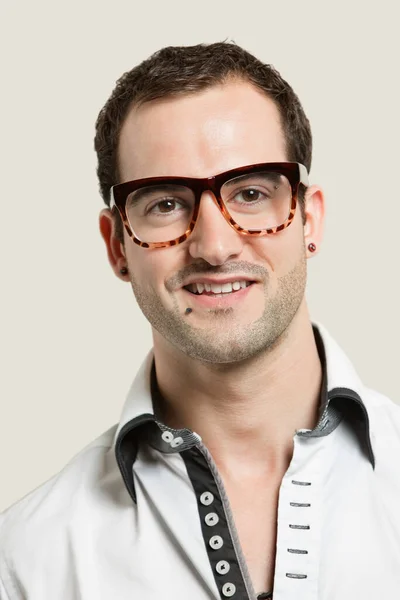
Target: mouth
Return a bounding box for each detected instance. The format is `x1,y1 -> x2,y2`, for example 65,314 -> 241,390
183,280 -> 255,297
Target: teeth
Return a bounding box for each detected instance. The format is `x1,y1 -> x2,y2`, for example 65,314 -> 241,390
189,280 -> 252,295
211,283 -> 223,293
221,283 -> 233,293
197,283 -> 205,294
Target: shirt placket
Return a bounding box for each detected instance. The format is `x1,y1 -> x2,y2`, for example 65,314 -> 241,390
272,434 -> 324,600
182,443 -> 257,600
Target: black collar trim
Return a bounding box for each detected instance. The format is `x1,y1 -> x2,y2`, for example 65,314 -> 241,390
115,413 -> 155,504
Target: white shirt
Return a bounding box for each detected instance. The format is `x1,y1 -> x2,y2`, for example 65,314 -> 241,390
1,323 -> 400,600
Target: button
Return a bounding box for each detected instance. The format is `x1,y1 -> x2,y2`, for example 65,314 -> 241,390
170,436 -> 184,448
216,560 -> 230,575
205,512 -> 219,526
161,431 -> 174,443
200,491 -> 214,506
222,582 -> 236,597
209,535 -> 223,550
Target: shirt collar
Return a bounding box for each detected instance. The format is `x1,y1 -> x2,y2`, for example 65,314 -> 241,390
302,323 -> 375,469
114,323 -> 375,502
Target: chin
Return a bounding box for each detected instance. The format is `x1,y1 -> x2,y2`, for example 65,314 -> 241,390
174,329 -> 265,365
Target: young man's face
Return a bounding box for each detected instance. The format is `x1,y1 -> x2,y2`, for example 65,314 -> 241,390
102,80 -> 323,364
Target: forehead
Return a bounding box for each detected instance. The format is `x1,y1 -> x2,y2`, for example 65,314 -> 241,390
118,80 -> 287,182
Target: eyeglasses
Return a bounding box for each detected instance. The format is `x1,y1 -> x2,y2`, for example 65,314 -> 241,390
110,162 -> 309,249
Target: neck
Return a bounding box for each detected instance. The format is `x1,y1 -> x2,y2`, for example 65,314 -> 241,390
152,303 -> 322,480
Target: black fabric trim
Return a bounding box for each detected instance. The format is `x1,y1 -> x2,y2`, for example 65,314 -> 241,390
181,446 -> 250,600
150,358 -> 164,418
312,324 -> 329,418
115,413 -> 155,504
328,387 -> 375,469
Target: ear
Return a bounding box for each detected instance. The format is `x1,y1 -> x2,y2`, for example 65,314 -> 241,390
302,184 -> 325,258
99,209 -> 130,281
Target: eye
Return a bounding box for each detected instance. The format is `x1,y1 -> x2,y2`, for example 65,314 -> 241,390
236,188 -> 266,203
231,187 -> 271,205
148,198 -> 182,214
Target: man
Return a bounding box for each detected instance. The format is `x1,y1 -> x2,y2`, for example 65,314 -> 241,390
1,42 -> 399,600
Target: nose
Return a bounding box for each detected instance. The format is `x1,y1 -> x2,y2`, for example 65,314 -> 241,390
186,191 -> 244,265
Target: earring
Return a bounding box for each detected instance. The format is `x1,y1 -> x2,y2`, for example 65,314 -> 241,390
120,266 -> 128,275
308,243 -> 316,252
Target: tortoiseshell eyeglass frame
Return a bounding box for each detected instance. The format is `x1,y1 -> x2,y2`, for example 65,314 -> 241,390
109,161 -> 309,249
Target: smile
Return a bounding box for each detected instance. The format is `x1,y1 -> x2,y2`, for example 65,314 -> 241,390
184,280 -> 254,296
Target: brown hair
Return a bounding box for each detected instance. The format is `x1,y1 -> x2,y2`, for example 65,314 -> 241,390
94,42 -> 312,240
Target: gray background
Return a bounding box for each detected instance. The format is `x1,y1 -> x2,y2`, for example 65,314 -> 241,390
1,0 -> 399,511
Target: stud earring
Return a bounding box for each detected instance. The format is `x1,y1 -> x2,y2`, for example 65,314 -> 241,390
308,243 -> 316,252
120,266 -> 128,275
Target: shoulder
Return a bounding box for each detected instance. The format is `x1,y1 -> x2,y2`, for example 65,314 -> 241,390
0,425 -> 121,591
362,386 -> 400,472
0,425 -> 118,533
364,385 -> 400,433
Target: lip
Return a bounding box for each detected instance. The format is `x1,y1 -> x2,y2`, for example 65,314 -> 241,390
182,282 -> 256,308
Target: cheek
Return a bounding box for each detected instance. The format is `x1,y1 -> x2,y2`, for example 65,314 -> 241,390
252,225 -> 305,272
128,247 -> 174,292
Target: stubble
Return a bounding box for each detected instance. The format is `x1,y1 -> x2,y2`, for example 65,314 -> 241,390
130,248 -> 307,365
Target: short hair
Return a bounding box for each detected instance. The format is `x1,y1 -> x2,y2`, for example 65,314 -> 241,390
94,42 -> 312,240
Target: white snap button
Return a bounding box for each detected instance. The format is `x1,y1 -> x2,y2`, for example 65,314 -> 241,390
216,560 -> 230,575
205,512 -> 219,526
200,491 -> 214,506
222,582 -> 236,597
161,431 -> 174,443
170,436 -> 184,448
209,535 -> 223,550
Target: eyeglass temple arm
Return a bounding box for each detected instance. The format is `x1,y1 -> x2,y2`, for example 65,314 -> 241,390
109,188 -> 116,210
299,163 -> 309,187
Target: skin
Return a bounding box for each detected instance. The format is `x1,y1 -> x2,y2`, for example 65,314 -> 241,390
100,79 -> 325,481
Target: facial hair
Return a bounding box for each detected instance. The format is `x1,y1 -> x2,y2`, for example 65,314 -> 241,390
130,247 -> 307,365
